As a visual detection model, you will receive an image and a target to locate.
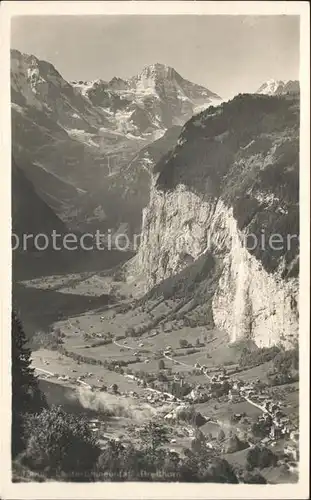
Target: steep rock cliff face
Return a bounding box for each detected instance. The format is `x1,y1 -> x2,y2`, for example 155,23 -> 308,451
133,94 -> 299,347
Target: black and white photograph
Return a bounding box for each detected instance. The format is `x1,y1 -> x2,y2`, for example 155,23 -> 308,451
0,1 -> 310,498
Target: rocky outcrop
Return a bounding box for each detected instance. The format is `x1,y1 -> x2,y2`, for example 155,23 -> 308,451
11,49 -> 106,131
132,94 -> 299,347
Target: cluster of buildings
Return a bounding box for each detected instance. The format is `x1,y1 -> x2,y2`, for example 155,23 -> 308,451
169,368 -> 299,457
262,401 -> 298,444
185,386 -> 210,403
226,378 -> 299,460
227,378 -> 264,403
179,366 -> 231,402
145,391 -> 178,405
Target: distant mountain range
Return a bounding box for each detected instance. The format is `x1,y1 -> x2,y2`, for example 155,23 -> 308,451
256,79 -> 299,96
71,62 -> 221,135
11,48 -> 300,350
11,50 -> 220,232
12,48 -> 299,239
11,50 -> 221,141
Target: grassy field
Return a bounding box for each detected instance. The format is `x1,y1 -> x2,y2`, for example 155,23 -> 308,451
32,349 -> 145,393
140,325 -> 212,349
236,361 -> 273,384
22,259 -> 299,485
196,396 -> 261,424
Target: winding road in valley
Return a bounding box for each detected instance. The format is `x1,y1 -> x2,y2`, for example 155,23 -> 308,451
34,366 -> 92,389
35,313 -> 270,419
163,352 -> 213,381
162,351 -> 270,416
34,366 -> 54,376
78,328 -> 268,416
113,340 -> 136,351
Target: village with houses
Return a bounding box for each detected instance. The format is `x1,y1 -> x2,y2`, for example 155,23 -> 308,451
33,321 -> 299,483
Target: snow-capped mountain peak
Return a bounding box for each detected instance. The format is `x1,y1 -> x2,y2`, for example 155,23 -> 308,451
139,62 -> 173,77
128,63 -> 180,94
256,79 -> 284,95
143,62 -> 169,71
256,79 -> 299,96
11,49 -> 222,140
70,62 -> 221,133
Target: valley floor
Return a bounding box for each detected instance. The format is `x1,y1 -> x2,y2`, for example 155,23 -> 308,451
14,258 -> 299,484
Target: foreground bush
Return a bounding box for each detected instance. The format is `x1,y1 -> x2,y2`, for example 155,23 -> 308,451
21,405 -> 100,480
95,439 -> 238,483
12,311 -> 47,457
246,445 -> 277,471
243,471 -> 267,484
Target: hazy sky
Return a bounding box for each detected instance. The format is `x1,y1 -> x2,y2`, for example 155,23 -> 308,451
11,15 -> 299,99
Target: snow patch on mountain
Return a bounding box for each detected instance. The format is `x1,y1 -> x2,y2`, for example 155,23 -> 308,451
256,79 -> 284,95
11,50 -> 222,233
256,79 -> 299,96
65,129 -> 100,148
72,62 -> 222,135
71,80 -> 101,97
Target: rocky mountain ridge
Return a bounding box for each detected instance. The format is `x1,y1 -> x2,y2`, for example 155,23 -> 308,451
256,79 -> 299,96
11,50 -> 219,232
129,94 -> 299,348
71,62 -> 221,136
